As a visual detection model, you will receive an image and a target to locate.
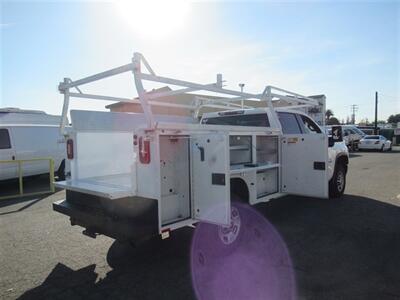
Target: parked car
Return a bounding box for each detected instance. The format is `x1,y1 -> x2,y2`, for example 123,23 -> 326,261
0,108 -> 67,181
358,135 -> 392,151
326,125 -> 364,150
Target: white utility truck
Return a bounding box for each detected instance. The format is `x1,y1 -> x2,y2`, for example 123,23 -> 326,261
53,53 -> 349,245
0,108 -> 66,181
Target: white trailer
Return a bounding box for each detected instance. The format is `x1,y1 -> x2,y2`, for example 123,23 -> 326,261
53,53 -> 348,244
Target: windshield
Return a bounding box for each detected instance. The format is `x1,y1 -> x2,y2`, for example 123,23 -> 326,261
349,127 -> 365,136
201,113 -> 270,127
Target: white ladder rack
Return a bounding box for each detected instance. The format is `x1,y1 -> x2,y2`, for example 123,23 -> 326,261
58,52 -> 320,134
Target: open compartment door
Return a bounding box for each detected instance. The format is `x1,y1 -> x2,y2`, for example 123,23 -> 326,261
191,133 -> 231,226
281,134 -> 329,198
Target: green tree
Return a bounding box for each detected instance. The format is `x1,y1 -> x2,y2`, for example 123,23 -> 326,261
388,114 -> 400,124
325,109 -> 334,120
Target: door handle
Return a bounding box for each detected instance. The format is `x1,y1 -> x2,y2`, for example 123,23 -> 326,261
197,146 -> 205,161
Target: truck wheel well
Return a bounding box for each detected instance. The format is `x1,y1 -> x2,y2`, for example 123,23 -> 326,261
230,178 -> 249,203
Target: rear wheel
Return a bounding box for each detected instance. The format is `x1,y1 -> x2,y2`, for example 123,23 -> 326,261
329,163 -> 346,198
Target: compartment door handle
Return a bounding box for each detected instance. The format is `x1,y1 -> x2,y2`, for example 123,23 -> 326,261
197,146 -> 205,161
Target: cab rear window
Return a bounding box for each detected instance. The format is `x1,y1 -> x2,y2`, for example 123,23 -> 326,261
277,112 -> 302,134
201,114 -> 270,127
0,129 -> 11,149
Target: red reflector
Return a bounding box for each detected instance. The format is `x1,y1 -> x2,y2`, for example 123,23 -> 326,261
139,137 -> 151,164
66,139 -> 74,159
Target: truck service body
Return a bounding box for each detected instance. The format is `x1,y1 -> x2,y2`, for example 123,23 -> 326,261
53,53 -> 348,244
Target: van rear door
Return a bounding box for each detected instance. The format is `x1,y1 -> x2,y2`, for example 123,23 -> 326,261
191,133 -> 231,226
0,128 -> 17,180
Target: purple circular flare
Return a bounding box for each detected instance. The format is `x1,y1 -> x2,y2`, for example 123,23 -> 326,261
191,202 -> 296,300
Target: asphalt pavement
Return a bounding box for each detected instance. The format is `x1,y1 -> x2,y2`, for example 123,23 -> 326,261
0,147 -> 399,300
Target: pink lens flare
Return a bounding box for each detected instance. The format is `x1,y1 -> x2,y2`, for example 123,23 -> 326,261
191,202 -> 296,300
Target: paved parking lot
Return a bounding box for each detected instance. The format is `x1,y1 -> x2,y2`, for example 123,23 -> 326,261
1,148 -> 399,300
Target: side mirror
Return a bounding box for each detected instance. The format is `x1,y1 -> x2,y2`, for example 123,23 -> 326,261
329,126 -> 343,147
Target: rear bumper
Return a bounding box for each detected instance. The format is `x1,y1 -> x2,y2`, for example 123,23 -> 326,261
53,190 -> 159,242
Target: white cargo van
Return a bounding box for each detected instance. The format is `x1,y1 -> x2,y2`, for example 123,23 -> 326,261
0,108 -> 66,181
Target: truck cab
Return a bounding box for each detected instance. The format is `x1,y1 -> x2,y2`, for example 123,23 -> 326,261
202,108 -> 349,200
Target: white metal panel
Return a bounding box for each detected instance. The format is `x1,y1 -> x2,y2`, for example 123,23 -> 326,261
76,132 -> 133,179
10,126 -> 64,176
191,133 -> 230,226
281,134 -> 328,198
55,174 -> 134,199
135,134 -> 160,200
159,135 -> 191,225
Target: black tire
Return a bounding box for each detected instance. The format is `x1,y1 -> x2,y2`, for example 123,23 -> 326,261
106,239 -> 136,269
57,160 -> 65,181
329,163 -> 346,198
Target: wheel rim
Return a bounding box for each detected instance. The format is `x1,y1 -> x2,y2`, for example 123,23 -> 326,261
218,206 -> 241,245
336,170 -> 345,192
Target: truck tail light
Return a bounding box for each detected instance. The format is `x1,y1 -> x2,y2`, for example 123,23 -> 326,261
66,139 -> 74,159
139,137 -> 151,164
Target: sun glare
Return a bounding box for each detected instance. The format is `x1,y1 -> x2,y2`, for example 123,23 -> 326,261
115,0 -> 190,40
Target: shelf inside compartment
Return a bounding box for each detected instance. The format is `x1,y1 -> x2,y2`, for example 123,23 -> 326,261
256,136 -> 278,164
230,163 -> 279,174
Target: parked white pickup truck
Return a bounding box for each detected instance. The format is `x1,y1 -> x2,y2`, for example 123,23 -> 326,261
53,53 -> 349,245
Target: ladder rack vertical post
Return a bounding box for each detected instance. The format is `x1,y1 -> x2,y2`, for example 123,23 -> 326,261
60,78 -> 70,135
132,53 -> 155,129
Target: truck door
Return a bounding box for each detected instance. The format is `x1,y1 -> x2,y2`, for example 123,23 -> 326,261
191,133 -> 231,226
0,128 -> 17,180
279,112 -> 328,198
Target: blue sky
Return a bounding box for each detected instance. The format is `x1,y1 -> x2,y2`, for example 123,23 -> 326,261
1,0 -> 399,122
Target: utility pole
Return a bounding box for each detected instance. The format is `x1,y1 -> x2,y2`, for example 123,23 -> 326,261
350,104 -> 358,124
374,91 -> 378,134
